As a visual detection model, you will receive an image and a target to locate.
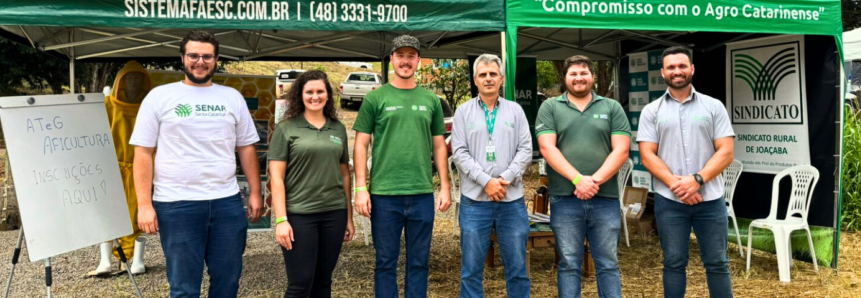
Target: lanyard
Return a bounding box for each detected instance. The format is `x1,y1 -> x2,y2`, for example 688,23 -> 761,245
480,99 -> 498,144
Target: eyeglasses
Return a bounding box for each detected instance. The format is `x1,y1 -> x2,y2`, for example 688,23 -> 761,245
184,53 -> 216,62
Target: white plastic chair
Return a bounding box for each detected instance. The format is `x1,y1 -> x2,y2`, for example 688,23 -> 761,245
723,160 -> 744,257
745,165 -> 820,283
448,156 -> 461,235
617,159 -> 634,247
349,157 -> 373,246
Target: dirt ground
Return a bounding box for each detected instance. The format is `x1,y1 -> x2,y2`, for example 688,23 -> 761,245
1,107 -> 860,297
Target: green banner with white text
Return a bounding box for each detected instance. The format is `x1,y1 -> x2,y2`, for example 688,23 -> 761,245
508,0 -> 841,36
0,0 -> 504,31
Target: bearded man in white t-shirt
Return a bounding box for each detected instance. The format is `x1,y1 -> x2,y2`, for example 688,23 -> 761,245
130,30 -> 264,298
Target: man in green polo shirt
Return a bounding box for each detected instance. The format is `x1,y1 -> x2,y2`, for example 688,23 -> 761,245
535,55 -> 631,298
352,35 -> 451,298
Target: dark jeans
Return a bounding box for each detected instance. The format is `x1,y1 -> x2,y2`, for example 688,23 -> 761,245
549,195 -> 622,298
459,196 -> 531,298
154,193 -> 248,298
371,194 -> 435,298
282,209 -> 348,298
655,194 -> 733,298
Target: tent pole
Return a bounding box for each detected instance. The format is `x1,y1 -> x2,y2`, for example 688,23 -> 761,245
833,50 -> 843,271
517,32 -> 614,60
381,56 -> 389,84
69,30 -> 75,94
620,30 -> 688,47
42,29 -> 170,51
615,40 -> 621,100
500,32 -> 506,98
18,26 -> 35,48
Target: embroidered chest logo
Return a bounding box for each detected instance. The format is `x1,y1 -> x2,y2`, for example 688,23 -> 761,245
593,114 -> 608,119
694,115 -> 710,122
385,106 -> 403,112
329,135 -> 343,145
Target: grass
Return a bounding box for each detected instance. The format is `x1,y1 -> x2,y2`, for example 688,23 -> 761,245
842,105 -> 861,231
729,218 -> 833,266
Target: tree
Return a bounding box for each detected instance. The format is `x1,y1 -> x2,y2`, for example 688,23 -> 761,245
595,61 -> 614,98
845,0 -> 861,31
537,61 -> 560,96
0,37 -> 68,95
417,59 -> 471,109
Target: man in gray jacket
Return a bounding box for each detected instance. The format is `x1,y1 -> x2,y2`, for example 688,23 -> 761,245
452,53 -> 533,298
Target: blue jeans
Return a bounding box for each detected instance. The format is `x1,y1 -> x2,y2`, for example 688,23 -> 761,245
655,194 -> 733,298
459,196 -> 531,298
550,195 -> 622,298
154,193 -> 248,298
371,194 -> 435,298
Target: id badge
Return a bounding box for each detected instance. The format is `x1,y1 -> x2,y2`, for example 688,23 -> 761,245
486,145 -> 496,162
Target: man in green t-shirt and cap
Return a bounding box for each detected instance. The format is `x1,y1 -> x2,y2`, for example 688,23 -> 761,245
535,55 -> 631,298
353,34 -> 452,298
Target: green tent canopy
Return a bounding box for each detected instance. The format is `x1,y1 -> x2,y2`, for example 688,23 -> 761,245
0,0 -> 506,62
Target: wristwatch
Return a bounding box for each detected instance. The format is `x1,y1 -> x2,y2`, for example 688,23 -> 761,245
693,173 -> 704,186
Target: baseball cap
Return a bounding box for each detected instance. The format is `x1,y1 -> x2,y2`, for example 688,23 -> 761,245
391,35 -> 421,55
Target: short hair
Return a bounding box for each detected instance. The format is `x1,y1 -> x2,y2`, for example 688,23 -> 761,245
180,30 -> 219,57
661,46 -> 693,66
563,55 -> 594,75
472,54 -> 504,77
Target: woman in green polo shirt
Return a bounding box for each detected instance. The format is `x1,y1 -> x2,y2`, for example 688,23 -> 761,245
268,70 -> 354,298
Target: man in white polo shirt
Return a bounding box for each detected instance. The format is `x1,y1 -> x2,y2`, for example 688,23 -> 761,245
130,30 -> 263,298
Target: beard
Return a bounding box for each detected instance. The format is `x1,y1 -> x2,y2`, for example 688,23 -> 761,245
184,63 -> 216,85
566,82 -> 592,98
664,74 -> 692,89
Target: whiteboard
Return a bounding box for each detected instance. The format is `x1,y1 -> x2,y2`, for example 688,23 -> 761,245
0,94 -> 132,262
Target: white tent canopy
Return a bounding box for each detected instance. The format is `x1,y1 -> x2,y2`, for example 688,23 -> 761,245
844,27 -> 861,62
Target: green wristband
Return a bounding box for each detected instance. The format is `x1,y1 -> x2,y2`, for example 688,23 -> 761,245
355,186 -> 368,192
275,216 -> 288,225
572,174 -> 582,185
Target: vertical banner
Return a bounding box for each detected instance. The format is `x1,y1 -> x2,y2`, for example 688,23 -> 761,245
514,57 -> 539,155
627,49 -> 665,191
726,35 -> 810,173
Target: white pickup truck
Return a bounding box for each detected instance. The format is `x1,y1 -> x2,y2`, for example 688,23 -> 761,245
275,69 -> 305,98
339,72 -> 382,108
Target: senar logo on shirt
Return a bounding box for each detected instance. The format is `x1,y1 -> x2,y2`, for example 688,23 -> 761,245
174,103 -> 227,117
593,114 -> 608,119
175,104 -> 193,117
195,104 -> 227,117
385,106 -> 403,111
329,135 -> 343,145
